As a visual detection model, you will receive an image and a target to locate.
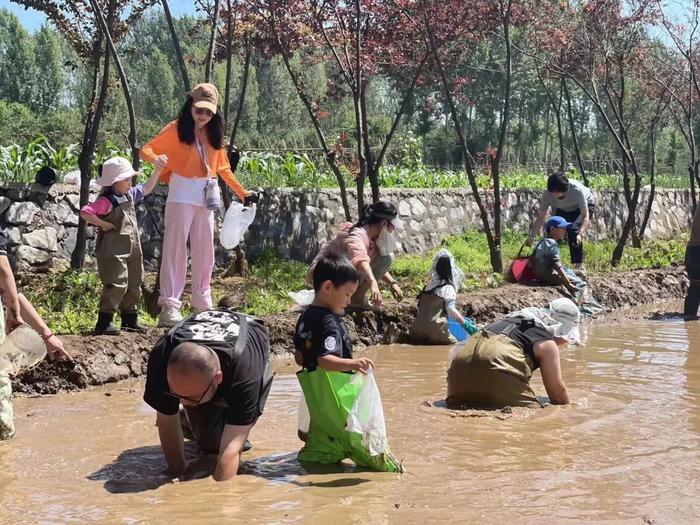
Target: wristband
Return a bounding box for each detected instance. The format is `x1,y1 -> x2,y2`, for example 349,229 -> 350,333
40,332 -> 53,341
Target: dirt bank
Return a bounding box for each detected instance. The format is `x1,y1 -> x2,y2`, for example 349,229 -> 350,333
12,266 -> 688,395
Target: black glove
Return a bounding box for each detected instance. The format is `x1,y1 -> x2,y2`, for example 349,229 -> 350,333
244,192 -> 260,206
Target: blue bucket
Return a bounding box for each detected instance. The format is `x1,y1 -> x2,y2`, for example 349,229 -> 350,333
448,319 -> 469,342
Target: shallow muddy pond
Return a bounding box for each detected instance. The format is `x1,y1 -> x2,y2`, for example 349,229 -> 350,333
1,319 -> 700,523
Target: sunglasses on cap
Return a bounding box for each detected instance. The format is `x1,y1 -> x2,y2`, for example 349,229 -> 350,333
194,107 -> 214,117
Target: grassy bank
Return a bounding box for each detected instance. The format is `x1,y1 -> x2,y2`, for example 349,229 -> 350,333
20,231 -> 686,335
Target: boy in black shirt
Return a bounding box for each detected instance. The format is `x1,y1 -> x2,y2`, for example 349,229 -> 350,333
293,254 -> 401,472
294,253 -> 374,374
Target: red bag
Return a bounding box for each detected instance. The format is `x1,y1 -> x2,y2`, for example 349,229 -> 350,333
506,242 -> 535,283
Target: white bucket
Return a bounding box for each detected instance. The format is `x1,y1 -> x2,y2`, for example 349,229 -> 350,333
0,324 -> 47,376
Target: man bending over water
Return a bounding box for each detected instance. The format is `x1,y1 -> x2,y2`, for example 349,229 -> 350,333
446,298 -> 579,408
143,310 -> 273,481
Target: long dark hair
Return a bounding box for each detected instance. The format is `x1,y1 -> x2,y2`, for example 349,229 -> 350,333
354,201 -> 397,229
435,255 -> 454,287
176,96 -> 226,149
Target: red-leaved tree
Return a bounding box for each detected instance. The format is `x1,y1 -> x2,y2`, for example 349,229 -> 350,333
416,0 -> 534,273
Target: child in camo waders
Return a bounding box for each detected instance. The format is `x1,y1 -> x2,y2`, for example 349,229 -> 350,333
80,157 -> 159,335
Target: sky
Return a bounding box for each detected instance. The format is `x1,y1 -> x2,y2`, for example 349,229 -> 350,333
5,0 -> 195,33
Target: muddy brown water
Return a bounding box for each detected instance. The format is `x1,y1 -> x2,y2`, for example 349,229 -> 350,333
1,319 -> 700,523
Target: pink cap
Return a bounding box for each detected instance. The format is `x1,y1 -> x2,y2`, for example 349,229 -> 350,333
96,157 -> 138,187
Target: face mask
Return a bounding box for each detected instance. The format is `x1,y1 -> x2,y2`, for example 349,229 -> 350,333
376,226 -> 401,256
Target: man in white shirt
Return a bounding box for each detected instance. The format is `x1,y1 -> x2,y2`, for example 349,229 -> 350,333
526,172 -> 595,270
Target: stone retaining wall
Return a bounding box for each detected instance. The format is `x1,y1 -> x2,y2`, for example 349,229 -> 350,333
246,187 -> 695,262
0,183 -> 693,271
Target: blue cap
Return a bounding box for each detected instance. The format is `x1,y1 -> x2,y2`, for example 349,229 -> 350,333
545,216 -> 572,232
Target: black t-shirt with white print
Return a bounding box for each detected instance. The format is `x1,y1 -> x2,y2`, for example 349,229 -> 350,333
293,305 -> 352,371
143,310 -> 273,426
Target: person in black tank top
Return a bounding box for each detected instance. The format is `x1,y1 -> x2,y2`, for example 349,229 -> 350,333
446,298 -> 580,408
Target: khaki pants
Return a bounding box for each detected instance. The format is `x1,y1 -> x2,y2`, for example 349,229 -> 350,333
446,331 -> 541,408
97,251 -> 144,314
353,254 -> 394,302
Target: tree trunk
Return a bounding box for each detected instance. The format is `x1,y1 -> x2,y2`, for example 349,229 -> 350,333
611,163 -> 642,265
359,88 -> 379,203
278,50 -> 351,220
204,0 -> 221,83
639,122 -> 657,240
162,0 -> 191,92
91,0 -> 139,169
543,106 -> 551,166
423,3 -> 500,273
229,46 -> 251,151
352,0 -> 368,213
223,0 -> 234,131
691,163 -> 698,213
72,39 -> 111,269
488,0 -> 513,274
557,79 -> 565,171
563,78 -> 587,185
537,71 -> 565,172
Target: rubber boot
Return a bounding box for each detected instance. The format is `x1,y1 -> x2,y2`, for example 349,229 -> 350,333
120,312 -> 148,333
94,312 -> 120,335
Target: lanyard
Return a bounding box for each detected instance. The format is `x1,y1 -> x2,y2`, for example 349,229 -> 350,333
195,129 -> 212,178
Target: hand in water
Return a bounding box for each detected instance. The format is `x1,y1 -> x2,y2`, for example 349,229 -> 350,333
352,357 -> 375,374
154,154 -> 168,171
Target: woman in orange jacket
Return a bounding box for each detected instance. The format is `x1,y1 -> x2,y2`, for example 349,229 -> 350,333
140,83 -> 253,327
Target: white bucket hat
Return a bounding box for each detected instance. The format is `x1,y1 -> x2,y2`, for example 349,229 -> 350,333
506,297 -> 581,344
548,298 -> 581,342
95,156 -> 138,187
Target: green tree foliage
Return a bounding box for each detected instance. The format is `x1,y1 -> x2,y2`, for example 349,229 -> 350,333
0,3 -> 693,186
0,9 -> 35,105
32,25 -> 64,112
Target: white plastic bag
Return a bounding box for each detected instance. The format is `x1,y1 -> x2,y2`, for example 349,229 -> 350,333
220,202 -> 256,249
0,324 -> 47,376
63,170 -> 80,185
298,390 -> 310,435
346,371 -> 390,456
288,289 -> 315,307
